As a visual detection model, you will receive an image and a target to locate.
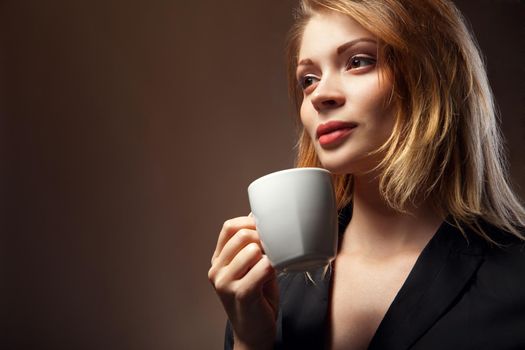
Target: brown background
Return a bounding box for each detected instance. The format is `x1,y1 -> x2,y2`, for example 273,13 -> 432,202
1,1 -> 523,349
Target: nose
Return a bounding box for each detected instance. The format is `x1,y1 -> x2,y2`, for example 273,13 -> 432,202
311,74 -> 346,111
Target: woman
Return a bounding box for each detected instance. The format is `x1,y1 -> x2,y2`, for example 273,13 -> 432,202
208,0 -> 525,349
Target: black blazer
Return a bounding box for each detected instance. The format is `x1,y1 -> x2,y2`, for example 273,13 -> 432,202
225,208 -> 525,349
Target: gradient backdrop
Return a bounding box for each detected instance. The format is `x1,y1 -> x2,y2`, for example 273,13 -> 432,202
1,0 -> 523,349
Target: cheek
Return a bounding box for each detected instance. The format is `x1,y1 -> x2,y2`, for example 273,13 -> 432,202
299,103 -> 315,138
356,78 -> 394,124
359,82 -> 390,110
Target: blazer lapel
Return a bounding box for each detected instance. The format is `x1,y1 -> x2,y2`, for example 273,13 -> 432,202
275,267 -> 331,349
275,205 -> 351,349
369,221 -> 485,350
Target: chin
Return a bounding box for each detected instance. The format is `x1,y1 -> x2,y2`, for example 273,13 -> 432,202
314,142 -> 360,173
319,159 -> 355,175
319,154 -> 375,176
316,143 -> 385,177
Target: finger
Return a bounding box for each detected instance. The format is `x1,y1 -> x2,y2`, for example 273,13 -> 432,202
215,228 -> 262,267
209,243 -> 263,295
212,216 -> 256,263
236,255 -> 276,299
224,242 -> 264,280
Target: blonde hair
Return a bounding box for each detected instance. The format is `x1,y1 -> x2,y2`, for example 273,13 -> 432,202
286,0 -> 525,242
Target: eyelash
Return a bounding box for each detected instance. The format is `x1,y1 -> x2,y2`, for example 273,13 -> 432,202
346,55 -> 376,70
298,75 -> 319,90
298,55 -> 377,91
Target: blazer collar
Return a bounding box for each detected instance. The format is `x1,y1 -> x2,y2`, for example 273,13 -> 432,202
338,205 -> 486,349
368,220 -> 485,349
277,206 -> 485,350
275,267 -> 332,349
275,205 -> 352,349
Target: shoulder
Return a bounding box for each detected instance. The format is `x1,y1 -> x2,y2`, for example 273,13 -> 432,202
473,221 -> 525,265
438,219 -> 525,301
466,223 -> 525,301
480,241 -> 525,286
481,240 -> 525,284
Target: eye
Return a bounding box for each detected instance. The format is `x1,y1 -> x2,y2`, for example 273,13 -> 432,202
298,74 -> 319,90
347,55 -> 376,70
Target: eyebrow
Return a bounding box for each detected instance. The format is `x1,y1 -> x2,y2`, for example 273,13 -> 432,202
297,37 -> 377,67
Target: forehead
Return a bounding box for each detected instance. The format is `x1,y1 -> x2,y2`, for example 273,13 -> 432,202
298,11 -> 375,60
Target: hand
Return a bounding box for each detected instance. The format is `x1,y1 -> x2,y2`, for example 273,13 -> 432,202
208,216 -> 279,350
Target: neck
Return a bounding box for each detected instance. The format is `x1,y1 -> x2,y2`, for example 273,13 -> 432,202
340,173 -> 443,258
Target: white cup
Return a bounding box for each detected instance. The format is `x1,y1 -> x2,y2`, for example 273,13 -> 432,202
247,167 -> 338,272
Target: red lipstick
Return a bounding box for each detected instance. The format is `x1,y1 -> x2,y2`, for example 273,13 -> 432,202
316,121 -> 357,147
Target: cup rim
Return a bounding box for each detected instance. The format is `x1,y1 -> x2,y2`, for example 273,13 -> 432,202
248,167 -> 331,191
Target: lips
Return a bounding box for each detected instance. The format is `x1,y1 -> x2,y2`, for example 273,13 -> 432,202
316,120 -> 357,147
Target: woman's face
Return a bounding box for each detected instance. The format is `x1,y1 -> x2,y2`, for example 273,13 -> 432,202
297,11 -> 395,175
